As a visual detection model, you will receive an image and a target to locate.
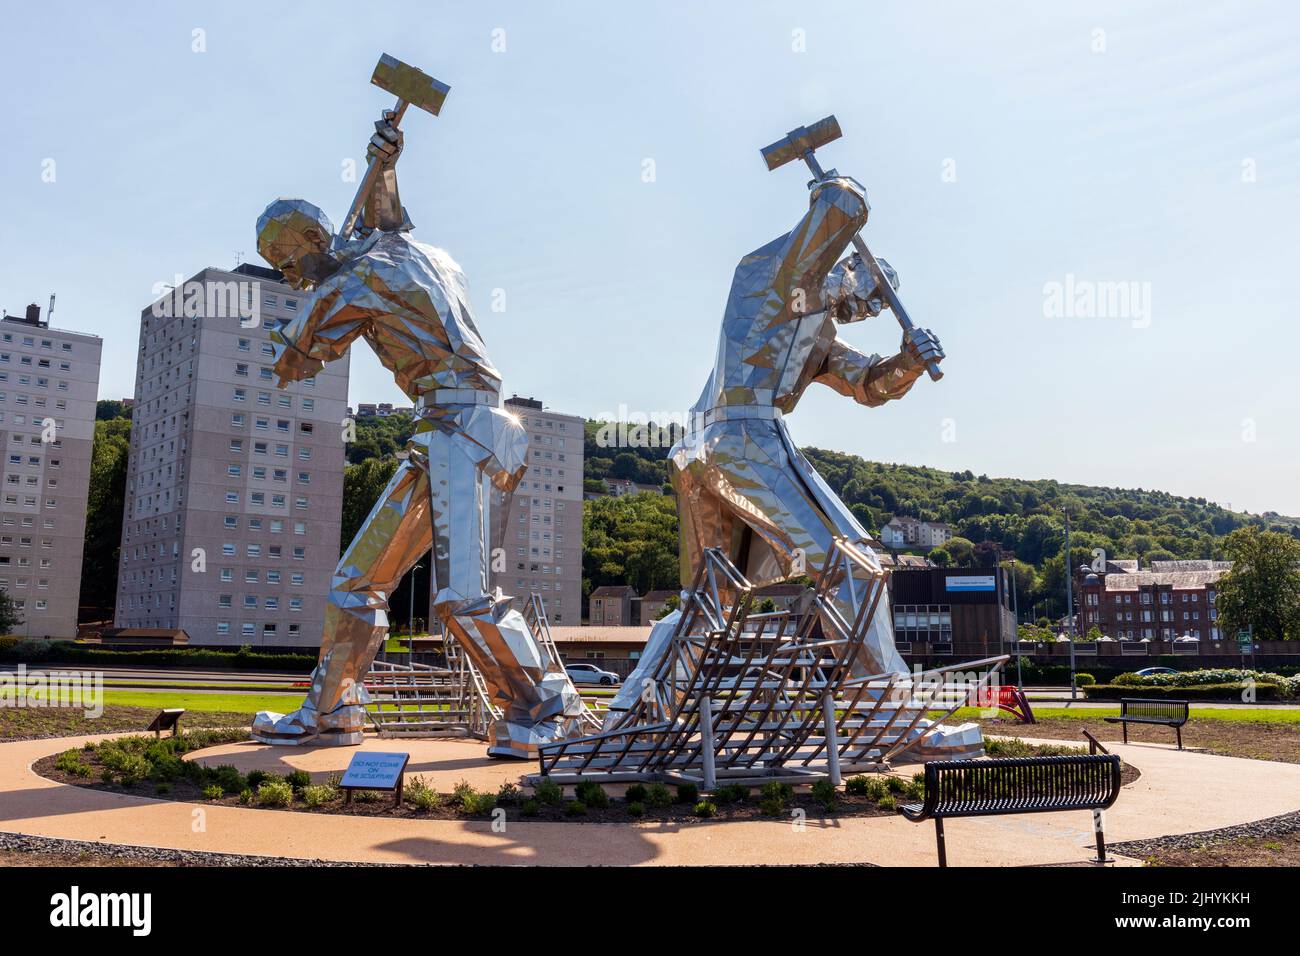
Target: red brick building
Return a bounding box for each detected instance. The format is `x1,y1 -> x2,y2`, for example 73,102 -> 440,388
1076,559 -> 1230,641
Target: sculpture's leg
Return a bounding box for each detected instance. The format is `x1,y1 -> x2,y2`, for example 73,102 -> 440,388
252,458 -> 433,745
675,424 -> 906,675
424,421 -> 583,759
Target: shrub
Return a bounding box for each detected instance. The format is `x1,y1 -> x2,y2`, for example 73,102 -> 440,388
302,784 -> 336,809
1083,682 -> 1279,701
154,783 -> 171,795
520,799 -> 540,817
405,777 -> 439,811
574,781 -> 610,809
147,754 -> 185,783
564,800 -> 588,817
55,750 -> 91,778
884,776 -> 906,794
811,778 -> 838,811
714,784 -> 749,805
694,800 -> 717,818
202,784 -> 225,801
211,765 -> 246,795
626,801 -> 645,817
245,770 -> 275,789
676,782 -> 699,804
624,783 -> 648,804
1075,672 -> 1096,686
237,788 -> 253,805
845,775 -> 871,796
452,781 -> 496,814
533,777 -> 563,806
353,788 -> 382,804
496,783 -> 521,806
876,795 -> 897,811
901,780 -> 926,801
116,755 -> 150,787
759,780 -> 794,807
645,783 -> 673,808
256,780 -> 293,807
285,770 -> 312,791
759,798 -> 785,817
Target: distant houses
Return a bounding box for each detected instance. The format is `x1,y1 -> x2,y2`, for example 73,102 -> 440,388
880,516 -> 953,551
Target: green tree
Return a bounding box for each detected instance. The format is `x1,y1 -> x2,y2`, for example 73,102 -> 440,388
583,492 -> 679,600
0,590 -> 22,635
1216,527 -> 1300,641
79,418 -> 132,620
927,547 -> 951,567
341,457 -> 399,549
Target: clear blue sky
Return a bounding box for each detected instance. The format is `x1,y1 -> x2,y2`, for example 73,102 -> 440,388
2,1 -> 1297,515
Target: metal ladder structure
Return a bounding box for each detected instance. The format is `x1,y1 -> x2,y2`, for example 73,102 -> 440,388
522,591 -> 606,732
535,539 -> 1006,786
364,632 -> 499,740
364,590 -> 605,738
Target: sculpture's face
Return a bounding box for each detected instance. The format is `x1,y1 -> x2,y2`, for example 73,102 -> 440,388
256,198 -> 336,289
821,253 -> 896,324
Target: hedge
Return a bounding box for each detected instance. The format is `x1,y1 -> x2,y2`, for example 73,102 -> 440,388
0,640 -> 315,671
1081,682 -> 1279,702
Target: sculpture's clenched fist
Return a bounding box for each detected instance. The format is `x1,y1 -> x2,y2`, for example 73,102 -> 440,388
901,327 -> 944,370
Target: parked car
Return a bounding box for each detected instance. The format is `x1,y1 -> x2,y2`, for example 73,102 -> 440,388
1133,666 -> 1179,677
565,663 -> 621,686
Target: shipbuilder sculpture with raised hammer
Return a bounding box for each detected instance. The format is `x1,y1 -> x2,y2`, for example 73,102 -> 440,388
607,117 -> 982,757
251,56 -> 583,757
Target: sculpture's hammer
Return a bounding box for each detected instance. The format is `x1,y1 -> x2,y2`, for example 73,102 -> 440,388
761,116 -> 943,381
338,54 -> 450,240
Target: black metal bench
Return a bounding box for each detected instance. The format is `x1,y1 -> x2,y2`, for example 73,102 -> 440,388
900,755 -> 1123,866
1104,697 -> 1189,749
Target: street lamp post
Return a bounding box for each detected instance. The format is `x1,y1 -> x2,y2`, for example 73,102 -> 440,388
408,562 -> 422,665
1008,555 -> 1022,689
1065,512 -> 1077,701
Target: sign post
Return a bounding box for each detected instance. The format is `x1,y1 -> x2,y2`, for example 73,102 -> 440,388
340,751 -> 411,807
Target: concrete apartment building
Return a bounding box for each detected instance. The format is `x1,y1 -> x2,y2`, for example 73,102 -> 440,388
490,395 -> 583,626
0,304 -> 101,638
114,265 -> 349,647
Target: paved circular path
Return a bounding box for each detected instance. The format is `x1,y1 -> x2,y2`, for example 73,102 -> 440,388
2,733 -> 1297,866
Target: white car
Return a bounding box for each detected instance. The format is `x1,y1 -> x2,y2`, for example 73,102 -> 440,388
565,663 -> 621,686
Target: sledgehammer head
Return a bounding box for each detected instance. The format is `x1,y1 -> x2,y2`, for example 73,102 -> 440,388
761,115 -> 842,171
371,53 -> 449,116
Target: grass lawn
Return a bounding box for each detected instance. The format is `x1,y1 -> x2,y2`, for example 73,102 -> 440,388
942,705 -> 1300,724
24,689 -> 301,715
0,704 -> 253,741
962,711 -> 1300,764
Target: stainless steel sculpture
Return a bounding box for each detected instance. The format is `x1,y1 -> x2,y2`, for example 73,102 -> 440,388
599,116 -> 980,765
538,540 -> 1002,786
251,56 -> 583,758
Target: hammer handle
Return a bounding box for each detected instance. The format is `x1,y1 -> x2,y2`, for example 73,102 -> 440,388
802,150 -> 943,382
339,97 -> 409,240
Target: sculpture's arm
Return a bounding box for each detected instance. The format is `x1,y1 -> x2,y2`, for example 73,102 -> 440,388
813,330 -> 942,407
271,273 -> 369,387
361,110 -> 407,233
777,175 -> 871,313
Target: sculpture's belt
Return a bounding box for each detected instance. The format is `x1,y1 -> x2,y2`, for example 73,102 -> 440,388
699,405 -> 784,425
418,389 -> 501,410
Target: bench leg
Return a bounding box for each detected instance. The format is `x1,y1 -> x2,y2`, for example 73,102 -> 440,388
934,818 -> 948,868
1122,722 -> 1128,745
1092,809 -> 1108,864
1175,725 -> 1183,750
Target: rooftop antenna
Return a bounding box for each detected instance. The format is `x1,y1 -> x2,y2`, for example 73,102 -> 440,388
47,294 -> 56,325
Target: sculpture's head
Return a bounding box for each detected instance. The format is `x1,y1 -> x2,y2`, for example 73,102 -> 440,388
821,252 -> 898,324
256,198 -> 339,290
